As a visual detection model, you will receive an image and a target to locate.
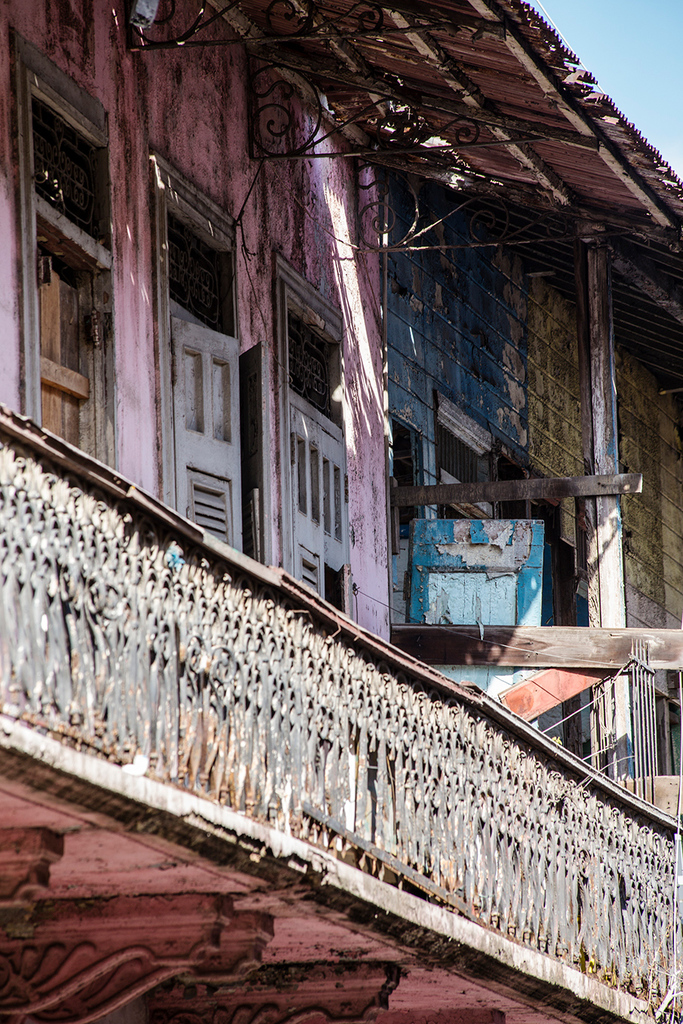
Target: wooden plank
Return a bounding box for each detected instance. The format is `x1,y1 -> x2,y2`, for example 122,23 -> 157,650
390,624 -> 683,670
39,276 -> 63,437
390,473 -> 642,508
500,667 -> 605,720
40,356 -> 90,400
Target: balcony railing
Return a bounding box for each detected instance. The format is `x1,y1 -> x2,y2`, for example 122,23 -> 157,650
0,408 -> 678,1005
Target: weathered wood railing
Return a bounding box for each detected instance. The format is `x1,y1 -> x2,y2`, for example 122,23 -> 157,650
0,412 -> 678,1003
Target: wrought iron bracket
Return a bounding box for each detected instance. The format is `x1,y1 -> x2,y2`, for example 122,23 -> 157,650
247,58 -> 481,162
356,164 -> 572,254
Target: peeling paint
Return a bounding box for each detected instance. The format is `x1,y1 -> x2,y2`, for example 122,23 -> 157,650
407,519 -> 544,629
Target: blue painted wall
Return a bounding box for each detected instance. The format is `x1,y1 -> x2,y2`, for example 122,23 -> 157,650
387,175 -> 530,483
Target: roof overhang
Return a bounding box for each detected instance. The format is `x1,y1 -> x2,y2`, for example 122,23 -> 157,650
130,0 -> 683,388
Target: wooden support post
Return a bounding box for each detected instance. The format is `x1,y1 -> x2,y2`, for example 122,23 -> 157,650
586,244 -> 626,627
575,234 -> 630,779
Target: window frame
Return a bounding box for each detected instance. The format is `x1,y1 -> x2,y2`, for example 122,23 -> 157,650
275,254 -> 346,588
151,153 -> 238,510
14,34 -> 114,461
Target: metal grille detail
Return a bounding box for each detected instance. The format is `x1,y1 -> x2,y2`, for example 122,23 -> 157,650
630,639 -> 658,803
32,99 -> 99,239
168,214 -> 224,331
288,314 -> 330,416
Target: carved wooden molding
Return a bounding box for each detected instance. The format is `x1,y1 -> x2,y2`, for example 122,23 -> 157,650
0,895 -> 273,1024
0,828 -> 64,904
148,963 -> 402,1024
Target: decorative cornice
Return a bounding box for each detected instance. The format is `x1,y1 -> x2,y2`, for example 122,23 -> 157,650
0,895 -> 273,1024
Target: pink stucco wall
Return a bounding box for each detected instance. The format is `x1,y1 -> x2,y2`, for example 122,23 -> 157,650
0,0 -> 389,636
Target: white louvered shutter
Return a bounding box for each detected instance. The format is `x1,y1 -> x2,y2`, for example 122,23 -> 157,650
171,316 -> 242,549
290,394 -> 346,595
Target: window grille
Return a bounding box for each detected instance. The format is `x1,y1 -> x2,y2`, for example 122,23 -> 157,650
168,214 -> 224,331
32,98 -> 99,238
288,313 -> 331,418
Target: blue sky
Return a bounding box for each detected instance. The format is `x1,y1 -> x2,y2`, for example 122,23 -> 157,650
524,0 -> 683,179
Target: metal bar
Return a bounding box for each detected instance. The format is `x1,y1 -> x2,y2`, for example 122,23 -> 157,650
646,644 -> 658,802
257,135 -> 562,159
301,802 -> 474,918
390,472 -> 642,507
629,640 -> 657,802
632,655 -> 644,798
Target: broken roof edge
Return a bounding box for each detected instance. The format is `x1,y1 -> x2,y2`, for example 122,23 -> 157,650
505,0 -> 683,218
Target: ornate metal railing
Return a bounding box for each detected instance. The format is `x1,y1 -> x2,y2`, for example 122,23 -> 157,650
0,415 -> 678,1004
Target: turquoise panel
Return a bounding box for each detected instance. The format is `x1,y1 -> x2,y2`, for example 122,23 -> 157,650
407,518 -> 545,627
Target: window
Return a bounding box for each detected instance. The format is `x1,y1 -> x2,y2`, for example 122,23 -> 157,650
15,36 -> 113,461
152,155 -> 245,549
390,420 -> 420,623
435,394 -> 492,519
277,257 -> 348,610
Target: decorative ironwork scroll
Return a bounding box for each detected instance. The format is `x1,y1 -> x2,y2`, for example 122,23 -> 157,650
0,427 -> 678,1003
358,167 -> 568,253
288,313 -> 330,416
32,99 -> 99,238
364,105 -> 480,153
168,214 -> 224,330
249,61 -> 324,158
263,0 -> 384,40
246,51 -> 483,161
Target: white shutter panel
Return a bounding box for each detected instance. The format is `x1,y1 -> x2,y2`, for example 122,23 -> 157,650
171,316 -> 242,549
290,395 -> 346,595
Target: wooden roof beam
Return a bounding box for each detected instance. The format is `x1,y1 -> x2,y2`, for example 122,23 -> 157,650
391,624 -> 683,670
609,239 -> 683,328
467,0 -> 681,231
391,472 -> 642,507
253,45 -> 600,153
388,8 -> 573,205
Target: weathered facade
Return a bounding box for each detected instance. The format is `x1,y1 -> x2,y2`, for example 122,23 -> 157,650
3,1 -> 683,1023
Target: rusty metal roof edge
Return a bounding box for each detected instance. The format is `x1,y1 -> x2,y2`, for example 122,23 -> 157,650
207,0 -> 683,233
497,0 -> 683,224
0,404 -> 676,829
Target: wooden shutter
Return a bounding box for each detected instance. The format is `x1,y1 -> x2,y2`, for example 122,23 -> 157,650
171,316 -> 241,548
290,395 -> 346,596
407,518 -> 545,626
39,265 -> 90,446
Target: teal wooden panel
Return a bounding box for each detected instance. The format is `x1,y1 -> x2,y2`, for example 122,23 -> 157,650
407,518 -> 545,626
